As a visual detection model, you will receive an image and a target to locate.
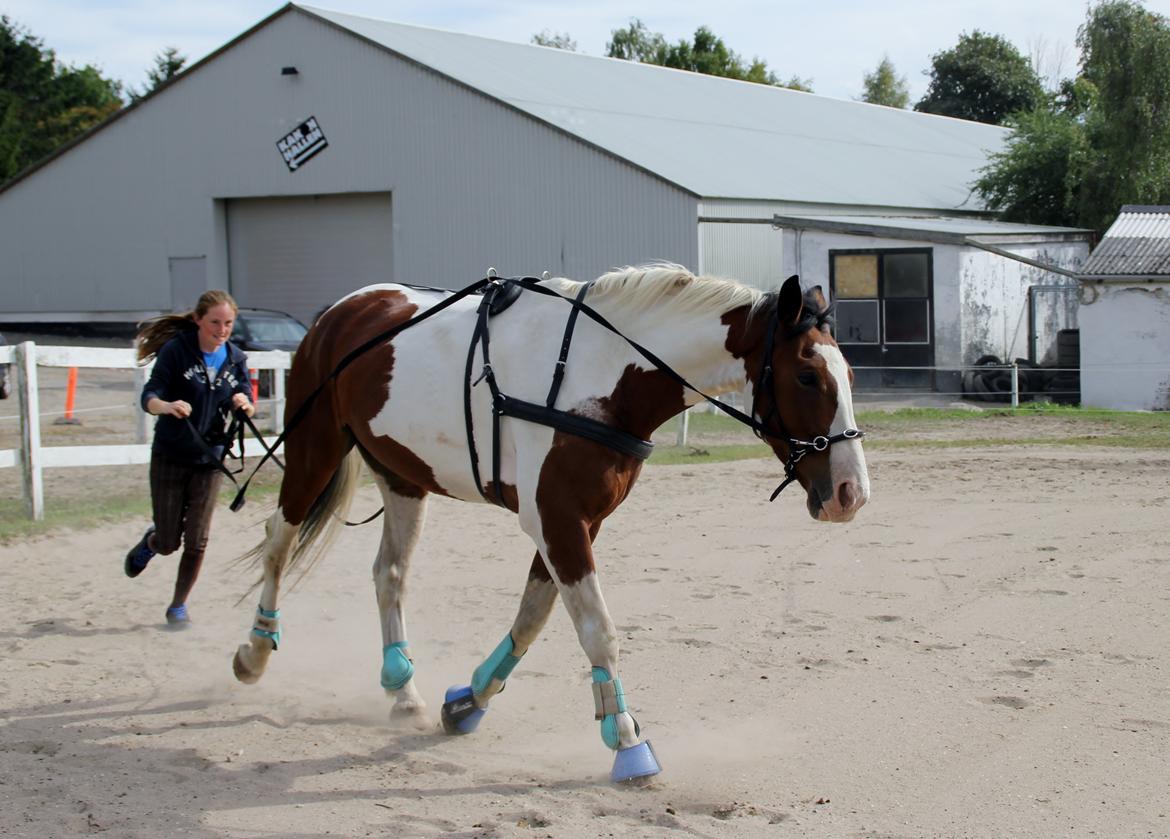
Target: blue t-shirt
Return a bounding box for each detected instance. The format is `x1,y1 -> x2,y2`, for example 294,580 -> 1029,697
202,345 -> 228,381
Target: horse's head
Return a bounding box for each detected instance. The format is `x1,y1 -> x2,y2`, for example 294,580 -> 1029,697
745,275 -> 870,522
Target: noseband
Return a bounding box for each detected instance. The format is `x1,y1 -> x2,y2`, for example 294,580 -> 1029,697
749,296 -> 865,501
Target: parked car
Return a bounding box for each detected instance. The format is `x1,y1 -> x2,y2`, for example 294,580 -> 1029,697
0,332 -> 9,399
231,308 -> 308,397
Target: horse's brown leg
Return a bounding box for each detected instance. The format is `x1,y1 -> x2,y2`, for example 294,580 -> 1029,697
441,552 -> 559,734
470,553 -> 559,707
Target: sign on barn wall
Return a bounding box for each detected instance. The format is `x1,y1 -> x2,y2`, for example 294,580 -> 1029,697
276,117 -> 328,172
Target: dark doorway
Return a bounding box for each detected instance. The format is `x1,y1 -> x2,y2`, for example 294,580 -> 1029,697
829,248 -> 935,388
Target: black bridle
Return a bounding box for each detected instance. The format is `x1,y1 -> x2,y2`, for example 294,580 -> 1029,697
746,297 -> 866,500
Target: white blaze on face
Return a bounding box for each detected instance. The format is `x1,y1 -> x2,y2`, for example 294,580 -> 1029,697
812,343 -> 871,511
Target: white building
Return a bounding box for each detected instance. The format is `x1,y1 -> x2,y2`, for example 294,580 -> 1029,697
0,3 -> 1090,388
1078,206 -> 1170,411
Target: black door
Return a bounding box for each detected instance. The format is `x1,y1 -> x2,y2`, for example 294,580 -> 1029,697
829,249 -> 935,388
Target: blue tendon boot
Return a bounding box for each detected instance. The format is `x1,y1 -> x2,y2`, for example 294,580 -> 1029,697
441,633 -> 523,735
593,667 -> 661,783
381,641 -> 414,691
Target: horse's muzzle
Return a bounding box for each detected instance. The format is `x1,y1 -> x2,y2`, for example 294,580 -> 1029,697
808,477 -> 867,522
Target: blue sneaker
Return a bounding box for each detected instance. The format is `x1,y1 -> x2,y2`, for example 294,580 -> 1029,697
124,526 -> 156,578
165,604 -> 189,626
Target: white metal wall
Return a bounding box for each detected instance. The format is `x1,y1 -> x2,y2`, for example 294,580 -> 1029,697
0,9 -> 696,320
1080,283 -> 1170,410
697,221 -> 783,289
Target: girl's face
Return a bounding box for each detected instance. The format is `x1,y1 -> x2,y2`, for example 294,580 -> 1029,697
195,302 -> 236,350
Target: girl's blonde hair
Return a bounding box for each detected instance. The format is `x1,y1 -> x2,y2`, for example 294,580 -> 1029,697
136,289 -> 238,363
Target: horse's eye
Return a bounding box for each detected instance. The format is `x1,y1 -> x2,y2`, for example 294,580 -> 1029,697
797,371 -> 818,388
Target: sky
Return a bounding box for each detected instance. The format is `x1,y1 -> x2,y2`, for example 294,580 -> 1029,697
6,0 -> 1170,102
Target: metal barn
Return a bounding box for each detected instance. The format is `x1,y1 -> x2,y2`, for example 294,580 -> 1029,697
0,3 -> 1090,385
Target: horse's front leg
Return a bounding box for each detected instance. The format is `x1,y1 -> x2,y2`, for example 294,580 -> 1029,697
441,553 -> 558,733
371,481 -> 430,724
232,512 -> 298,683
522,510 -> 661,783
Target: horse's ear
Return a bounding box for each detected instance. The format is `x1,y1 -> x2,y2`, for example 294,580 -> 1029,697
778,275 -> 804,327
807,285 -> 828,312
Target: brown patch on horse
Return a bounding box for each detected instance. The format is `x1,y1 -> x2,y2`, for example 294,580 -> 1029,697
532,369 -> 672,585
594,365 -> 686,441
535,436 -> 638,585
313,289 -> 460,499
527,551 -> 553,584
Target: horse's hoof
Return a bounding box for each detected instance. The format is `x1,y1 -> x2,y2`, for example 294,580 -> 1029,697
232,644 -> 262,684
389,702 -> 431,730
440,685 -> 485,735
611,740 -> 661,784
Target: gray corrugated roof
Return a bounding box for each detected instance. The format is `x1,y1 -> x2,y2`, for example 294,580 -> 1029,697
1080,206 -> 1170,277
299,4 -> 1008,211
771,213 -> 1090,239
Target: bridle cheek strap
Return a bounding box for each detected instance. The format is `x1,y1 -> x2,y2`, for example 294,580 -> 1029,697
768,428 -> 865,502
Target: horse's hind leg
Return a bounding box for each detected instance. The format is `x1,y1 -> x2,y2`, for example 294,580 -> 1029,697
441,553 -> 559,733
370,474 -> 430,723
232,512 -> 299,683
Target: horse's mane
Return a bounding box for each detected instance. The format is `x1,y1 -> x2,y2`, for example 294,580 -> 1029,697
547,263 -> 763,317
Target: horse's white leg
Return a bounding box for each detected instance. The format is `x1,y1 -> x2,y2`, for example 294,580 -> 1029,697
371,478 -> 429,721
518,508 -> 660,782
233,512 -> 298,684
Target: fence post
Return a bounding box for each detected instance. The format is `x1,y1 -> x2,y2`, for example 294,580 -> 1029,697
134,364 -> 150,443
271,365 -> 285,435
15,342 -> 44,520
676,407 -> 689,447
1010,361 -> 1020,409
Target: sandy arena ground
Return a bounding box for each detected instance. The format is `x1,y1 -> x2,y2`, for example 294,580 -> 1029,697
2,436 -> 1169,839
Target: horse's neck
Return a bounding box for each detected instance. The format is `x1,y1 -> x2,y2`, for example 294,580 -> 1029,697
613,305 -> 751,404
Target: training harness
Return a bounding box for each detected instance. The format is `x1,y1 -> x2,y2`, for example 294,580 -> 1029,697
227,274 -> 865,515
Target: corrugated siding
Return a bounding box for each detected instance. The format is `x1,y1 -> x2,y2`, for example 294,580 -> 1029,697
0,10 -> 695,317
1080,208 -> 1170,276
698,222 -> 783,290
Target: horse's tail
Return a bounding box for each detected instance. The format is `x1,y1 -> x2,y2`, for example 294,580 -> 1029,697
240,446 -> 363,594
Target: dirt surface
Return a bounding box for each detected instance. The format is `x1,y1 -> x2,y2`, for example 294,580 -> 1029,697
2,431 -> 1169,837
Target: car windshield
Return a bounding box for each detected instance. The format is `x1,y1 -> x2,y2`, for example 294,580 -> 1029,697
243,316 -> 306,344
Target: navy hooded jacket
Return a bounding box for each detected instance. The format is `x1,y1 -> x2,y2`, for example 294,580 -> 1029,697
140,329 -> 251,466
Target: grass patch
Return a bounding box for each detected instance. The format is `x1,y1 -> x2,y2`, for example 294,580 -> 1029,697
648,443 -> 770,465
0,470 -> 286,545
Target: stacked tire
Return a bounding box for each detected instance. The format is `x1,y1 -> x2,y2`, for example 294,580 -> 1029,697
961,355 -> 1045,403
1050,329 -> 1080,405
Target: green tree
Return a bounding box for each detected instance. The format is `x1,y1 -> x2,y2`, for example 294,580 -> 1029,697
916,30 -> 1044,124
974,107 -> 1089,226
1,15 -> 122,182
975,1 -> 1170,233
1076,0 -> 1170,231
859,55 -> 909,108
129,46 -> 186,103
531,30 -> 577,51
606,19 -> 811,91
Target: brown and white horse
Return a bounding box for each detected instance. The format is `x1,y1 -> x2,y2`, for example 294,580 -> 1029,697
232,264 -> 869,782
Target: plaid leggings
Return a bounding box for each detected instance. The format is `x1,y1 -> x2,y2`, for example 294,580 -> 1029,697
149,455 -> 224,557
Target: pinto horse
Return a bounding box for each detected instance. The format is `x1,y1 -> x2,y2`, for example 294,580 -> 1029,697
232,264 -> 869,782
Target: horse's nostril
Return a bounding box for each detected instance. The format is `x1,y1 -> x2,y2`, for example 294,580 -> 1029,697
837,481 -> 856,510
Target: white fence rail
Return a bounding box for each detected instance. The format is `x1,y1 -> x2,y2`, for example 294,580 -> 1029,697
0,341 -> 291,521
